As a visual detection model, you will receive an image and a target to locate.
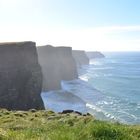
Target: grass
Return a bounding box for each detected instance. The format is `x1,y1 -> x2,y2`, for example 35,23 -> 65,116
0,109 -> 140,140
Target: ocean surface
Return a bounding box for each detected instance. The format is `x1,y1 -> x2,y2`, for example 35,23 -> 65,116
41,52 -> 140,124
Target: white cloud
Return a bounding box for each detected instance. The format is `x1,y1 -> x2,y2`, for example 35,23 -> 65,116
93,25 -> 140,32
0,25 -> 140,51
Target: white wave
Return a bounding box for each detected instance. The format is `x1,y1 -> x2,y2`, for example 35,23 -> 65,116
86,103 -> 118,122
61,79 -> 109,120
117,110 -> 138,120
86,103 -> 102,112
90,67 -> 114,70
61,79 -> 104,104
98,101 -> 114,105
103,74 -> 113,77
103,101 -> 109,105
137,106 -> 140,109
89,60 -> 103,65
79,74 -> 89,81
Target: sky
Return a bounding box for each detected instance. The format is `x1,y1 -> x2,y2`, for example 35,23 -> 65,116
0,0 -> 140,51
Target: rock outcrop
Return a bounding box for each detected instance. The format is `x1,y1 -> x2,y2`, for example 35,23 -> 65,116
0,41 -> 44,110
86,51 -> 105,59
72,50 -> 89,66
37,45 -> 78,91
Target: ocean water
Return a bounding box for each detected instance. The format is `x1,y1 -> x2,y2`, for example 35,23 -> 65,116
42,52 -> 140,124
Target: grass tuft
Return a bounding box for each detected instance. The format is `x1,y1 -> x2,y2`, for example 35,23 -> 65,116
0,109 -> 139,140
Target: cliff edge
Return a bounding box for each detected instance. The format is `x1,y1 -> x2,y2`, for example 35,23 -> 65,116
72,50 -> 89,66
0,41 -> 44,110
86,51 -> 105,59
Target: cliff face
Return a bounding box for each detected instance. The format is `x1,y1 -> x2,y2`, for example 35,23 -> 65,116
37,45 -> 78,91
57,47 -> 78,81
0,42 -> 44,110
86,51 -> 105,59
72,50 -> 89,66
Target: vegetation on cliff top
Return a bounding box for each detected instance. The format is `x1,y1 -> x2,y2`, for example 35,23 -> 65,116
0,109 -> 140,140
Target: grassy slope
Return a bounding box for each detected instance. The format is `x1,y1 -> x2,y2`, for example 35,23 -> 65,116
0,109 -> 140,140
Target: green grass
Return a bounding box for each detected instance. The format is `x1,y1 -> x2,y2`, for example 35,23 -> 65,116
0,109 -> 140,140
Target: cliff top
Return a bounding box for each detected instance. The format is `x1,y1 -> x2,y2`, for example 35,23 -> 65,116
0,41 -> 35,46
37,45 -> 72,49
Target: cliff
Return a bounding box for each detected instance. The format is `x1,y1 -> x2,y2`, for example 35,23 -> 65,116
37,45 -> 78,91
0,41 -> 44,110
86,51 -> 105,59
72,50 -> 89,66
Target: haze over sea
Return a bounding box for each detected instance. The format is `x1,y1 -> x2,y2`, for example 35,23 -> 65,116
42,52 -> 140,125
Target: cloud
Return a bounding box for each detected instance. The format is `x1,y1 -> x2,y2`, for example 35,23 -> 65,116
95,25 -> 140,32
0,25 -> 140,51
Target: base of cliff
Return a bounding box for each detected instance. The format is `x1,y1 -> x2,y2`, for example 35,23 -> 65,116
0,109 -> 140,140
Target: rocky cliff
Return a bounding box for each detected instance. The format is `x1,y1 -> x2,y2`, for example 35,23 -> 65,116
72,50 -> 89,66
37,45 -> 78,91
86,51 -> 105,59
0,41 -> 44,110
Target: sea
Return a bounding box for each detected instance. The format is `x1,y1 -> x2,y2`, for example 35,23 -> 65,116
41,52 -> 140,125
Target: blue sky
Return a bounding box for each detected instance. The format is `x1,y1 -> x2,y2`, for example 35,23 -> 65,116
0,0 -> 140,51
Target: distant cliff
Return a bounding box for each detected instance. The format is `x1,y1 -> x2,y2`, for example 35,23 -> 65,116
37,45 -> 78,91
72,50 -> 89,66
86,51 -> 105,59
0,41 -> 44,110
